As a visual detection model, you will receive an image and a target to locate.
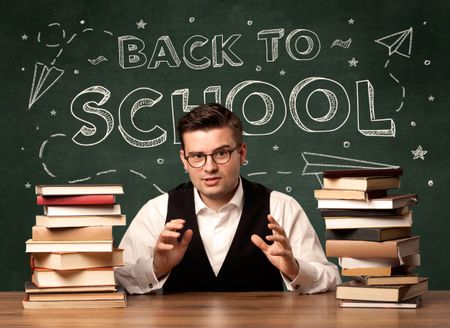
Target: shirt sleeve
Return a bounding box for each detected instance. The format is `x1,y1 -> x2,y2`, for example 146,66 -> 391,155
114,194 -> 169,294
270,191 -> 342,294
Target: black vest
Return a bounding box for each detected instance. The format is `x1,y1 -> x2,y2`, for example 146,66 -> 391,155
163,178 -> 284,292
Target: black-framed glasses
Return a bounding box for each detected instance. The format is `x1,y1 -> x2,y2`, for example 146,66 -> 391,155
184,145 -> 241,168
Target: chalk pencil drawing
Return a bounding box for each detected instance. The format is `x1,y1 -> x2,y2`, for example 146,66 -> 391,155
28,62 -> 64,109
88,56 -> 108,65
411,145 -> 427,160
257,29 -> 285,62
301,152 -> 399,186
130,170 -> 147,179
331,38 -> 352,48
375,27 -> 413,58
136,19 -> 147,29
183,35 -> 211,70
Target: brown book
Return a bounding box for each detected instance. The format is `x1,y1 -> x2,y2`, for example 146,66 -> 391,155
35,214 -> 126,228
24,281 -> 117,294
339,296 -> 421,309
35,184 -> 124,196
28,287 -> 126,302
326,236 -> 420,258
341,265 -> 415,277
336,278 -> 428,302
32,249 -> 124,270
325,227 -> 411,241
25,239 -> 113,253
32,267 -> 116,288
32,226 -> 113,241
322,176 -> 400,191
22,294 -> 126,309
356,274 -> 420,286
323,168 -> 403,178
314,189 -> 387,200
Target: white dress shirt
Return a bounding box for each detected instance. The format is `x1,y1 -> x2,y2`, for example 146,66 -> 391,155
115,180 -> 341,294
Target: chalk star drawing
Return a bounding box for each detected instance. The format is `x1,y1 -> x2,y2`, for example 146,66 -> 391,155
348,57 -> 359,67
50,109 -> 57,116
25,182 -> 31,189
301,152 -> 399,186
279,69 -> 286,76
411,145 -> 427,160
375,27 -> 413,58
348,18 -> 355,24
21,34 -> 28,40
428,95 -> 435,101
273,145 -> 279,151
136,19 -> 147,29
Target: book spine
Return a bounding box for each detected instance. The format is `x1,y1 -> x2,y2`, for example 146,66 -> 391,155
326,239 -> 397,258
37,195 -> 116,205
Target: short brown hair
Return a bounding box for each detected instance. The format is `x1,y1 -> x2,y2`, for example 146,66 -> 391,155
177,103 -> 243,148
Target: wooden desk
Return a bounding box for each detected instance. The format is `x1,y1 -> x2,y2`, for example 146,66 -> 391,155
0,291 -> 449,327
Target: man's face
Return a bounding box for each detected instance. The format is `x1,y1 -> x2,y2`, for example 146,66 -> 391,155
180,126 -> 247,210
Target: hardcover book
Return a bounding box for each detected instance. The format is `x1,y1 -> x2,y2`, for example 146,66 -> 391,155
325,227 -> 411,241
35,184 -> 124,196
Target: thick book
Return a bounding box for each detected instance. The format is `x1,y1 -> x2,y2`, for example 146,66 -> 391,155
320,208 -> 406,217
37,195 -> 116,205
44,204 -> 121,216
341,265 -> 415,277
335,278 -> 428,302
24,281 -> 117,294
31,267 -> 116,288
27,287 -> 126,302
322,176 -> 401,191
317,194 -> 418,210
323,211 -> 413,229
22,294 -> 126,309
35,184 -> 124,196
25,239 -> 113,253
355,275 -> 420,286
339,296 -> 421,309
339,253 -> 421,269
325,227 -> 411,241
32,249 -> 124,270
314,189 -> 387,200
35,214 -> 126,228
32,226 -> 113,241
322,168 -> 403,178
326,236 -> 420,259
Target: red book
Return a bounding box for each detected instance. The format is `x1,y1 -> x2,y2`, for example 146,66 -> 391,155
37,195 -> 116,205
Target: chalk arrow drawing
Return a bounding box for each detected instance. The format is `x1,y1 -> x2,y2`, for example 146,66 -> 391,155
301,152 -> 399,186
375,27 -> 413,58
28,62 -> 64,109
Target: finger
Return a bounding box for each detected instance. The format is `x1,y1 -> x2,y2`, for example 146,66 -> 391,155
269,248 -> 292,257
267,223 -> 286,236
180,229 -> 193,248
266,234 -> 291,250
159,230 -> 181,239
251,234 -> 269,252
155,241 -> 174,251
165,219 -> 185,231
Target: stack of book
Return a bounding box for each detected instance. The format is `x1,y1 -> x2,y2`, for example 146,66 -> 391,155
23,184 -> 127,309
314,168 -> 428,309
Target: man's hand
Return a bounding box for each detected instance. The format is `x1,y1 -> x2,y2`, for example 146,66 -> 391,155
251,215 -> 299,281
153,219 -> 193,279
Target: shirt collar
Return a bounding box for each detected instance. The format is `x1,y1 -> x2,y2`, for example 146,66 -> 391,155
194,177 -> 244,214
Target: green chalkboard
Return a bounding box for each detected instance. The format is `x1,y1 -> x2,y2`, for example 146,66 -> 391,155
1,0 -> 449,290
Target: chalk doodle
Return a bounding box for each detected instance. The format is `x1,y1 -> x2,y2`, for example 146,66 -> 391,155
375,27 -> 413,58
301,152 -> 399,186
411,145 -> 427,160
331,38 -> 352,48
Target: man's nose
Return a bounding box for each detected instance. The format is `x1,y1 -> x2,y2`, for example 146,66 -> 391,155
203,154 -> 218,171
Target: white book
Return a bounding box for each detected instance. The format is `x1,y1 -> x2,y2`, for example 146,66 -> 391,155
35,184 -> 124,196
324,211 -> 412,229
339,253 -> 421,269
25,239 -> 113,253
317,194 -> 418,209
44,204 -> 121,216
35,214 -> 126,228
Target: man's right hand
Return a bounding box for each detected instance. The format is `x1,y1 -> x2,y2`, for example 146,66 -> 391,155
153,219 -> 193,280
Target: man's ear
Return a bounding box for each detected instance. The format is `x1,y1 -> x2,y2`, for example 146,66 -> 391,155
239,143 -> 248,165
180,149 -> 189,172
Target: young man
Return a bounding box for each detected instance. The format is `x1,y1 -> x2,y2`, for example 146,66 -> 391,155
115,103 -> 340,294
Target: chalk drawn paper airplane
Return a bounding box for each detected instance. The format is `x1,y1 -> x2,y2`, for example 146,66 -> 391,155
28,62 -> 65,109
301,152 -> 399,186
375,27 -> 413,58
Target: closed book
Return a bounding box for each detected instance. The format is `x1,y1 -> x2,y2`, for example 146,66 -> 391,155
317,194 -> 418,209
335,278 -> 428,302
35,184 -> 124,196
314,189 -> 387,200
320,208 -> 406,217
28,287 -> 126,302
25,239 -> 113,253
339,253 -> 421,269
35,214 -> 126,228
31,267 -> 116,287
326,236 -> 420,259
324,211 -> 412,229
323,168 -> 403,178
23,294 -> 126,309
37,195 -> 116,205
32,249 -> 124,270
341,265 -> 414,277
32,226 -> 113,241
355,275 -> 420,286
326,227 -> 411,241
322,176 -> 400,191
339,296 -> 421,309
44,204 -> 121,217
24,281 -> 117,294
